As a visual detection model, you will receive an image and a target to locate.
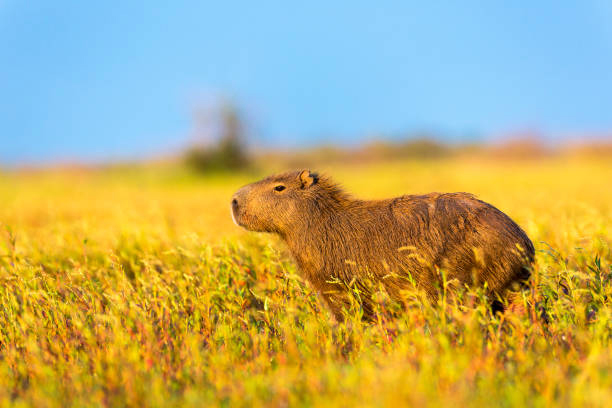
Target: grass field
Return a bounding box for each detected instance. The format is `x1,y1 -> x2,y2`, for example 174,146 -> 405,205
1,157 -> 611,407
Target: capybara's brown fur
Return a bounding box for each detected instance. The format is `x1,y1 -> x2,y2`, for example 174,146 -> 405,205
231,170 -> 534,321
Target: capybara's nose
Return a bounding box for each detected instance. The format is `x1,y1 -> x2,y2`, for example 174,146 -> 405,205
232,186 -> 251,213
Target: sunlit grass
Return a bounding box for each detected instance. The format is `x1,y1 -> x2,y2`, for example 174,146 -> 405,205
0,157 -> 611,407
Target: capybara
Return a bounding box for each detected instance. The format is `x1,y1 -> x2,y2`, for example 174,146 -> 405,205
231,170 -> 534,321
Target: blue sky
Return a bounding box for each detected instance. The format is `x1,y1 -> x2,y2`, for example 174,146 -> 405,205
1,1 -> 612,164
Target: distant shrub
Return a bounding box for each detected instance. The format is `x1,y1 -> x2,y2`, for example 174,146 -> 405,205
396,137 -> 451,158
356,136 -> 451,162
184,135 -> 249,172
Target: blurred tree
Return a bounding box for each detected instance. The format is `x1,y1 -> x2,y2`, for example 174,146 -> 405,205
185,100 -> 250,172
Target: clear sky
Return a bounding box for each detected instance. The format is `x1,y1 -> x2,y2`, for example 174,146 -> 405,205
1,1 -> 612,164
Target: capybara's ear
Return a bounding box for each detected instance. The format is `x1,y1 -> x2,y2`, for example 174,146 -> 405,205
299,170 -> 318,189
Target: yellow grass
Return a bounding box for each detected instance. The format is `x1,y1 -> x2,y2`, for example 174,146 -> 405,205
0,157 -> 611,407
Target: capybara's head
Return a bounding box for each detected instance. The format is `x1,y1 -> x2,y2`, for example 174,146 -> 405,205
232,170 -> 336,234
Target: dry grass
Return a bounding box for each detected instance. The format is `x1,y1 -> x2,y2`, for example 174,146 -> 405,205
0,157 -> 611,407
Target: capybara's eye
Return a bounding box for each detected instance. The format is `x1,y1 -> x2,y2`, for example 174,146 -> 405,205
274,185 -> 286,192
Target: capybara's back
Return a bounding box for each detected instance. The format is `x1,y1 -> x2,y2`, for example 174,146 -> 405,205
365,192 -> 533,301
232,170 -> 534,320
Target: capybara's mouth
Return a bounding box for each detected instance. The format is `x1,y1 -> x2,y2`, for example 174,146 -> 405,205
231,209 -> 265,232
231,207 -> 255,230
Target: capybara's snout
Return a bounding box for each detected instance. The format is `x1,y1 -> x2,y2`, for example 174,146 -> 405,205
230,185 -> 252,227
